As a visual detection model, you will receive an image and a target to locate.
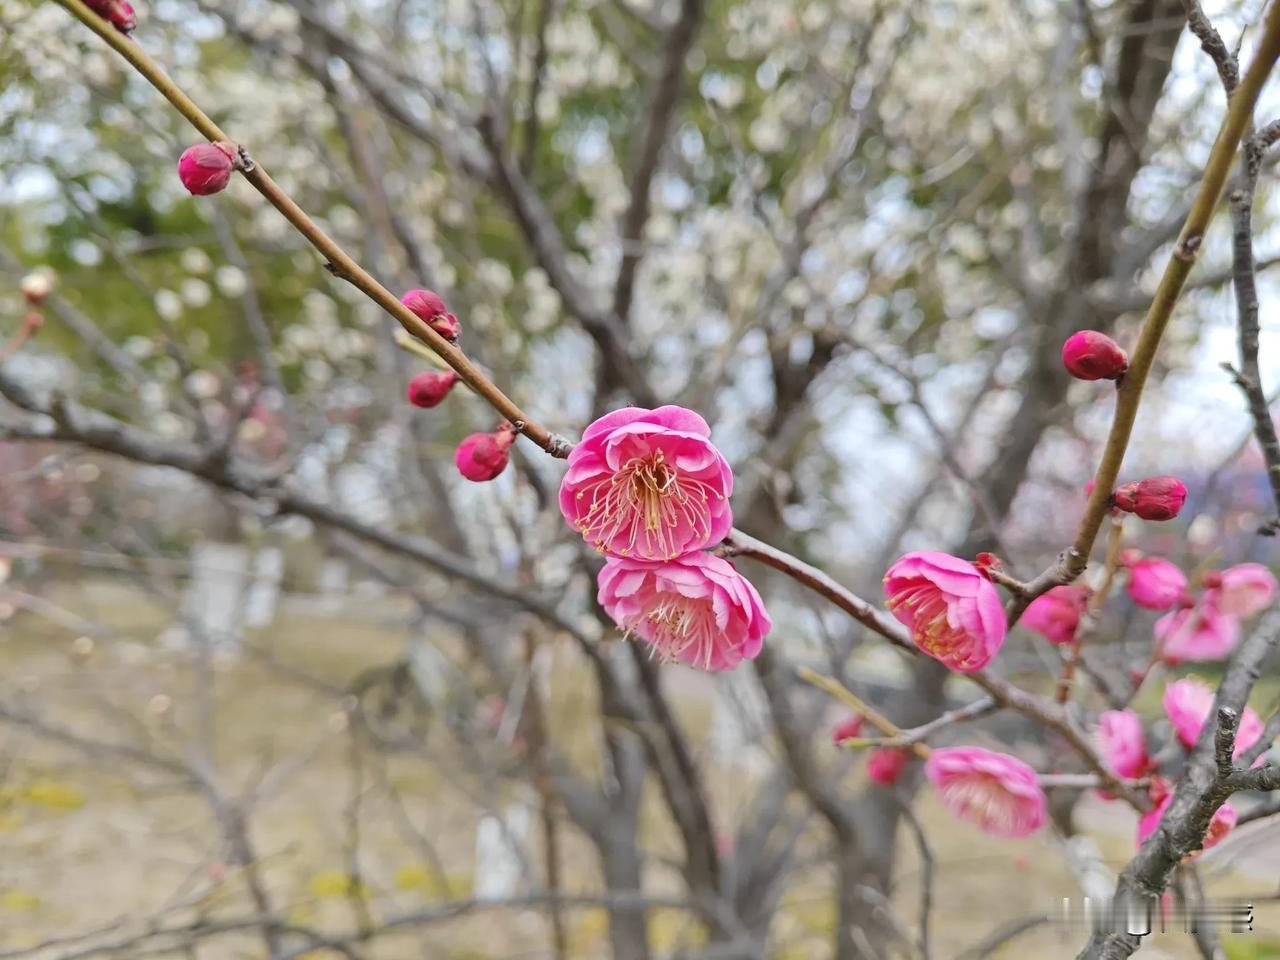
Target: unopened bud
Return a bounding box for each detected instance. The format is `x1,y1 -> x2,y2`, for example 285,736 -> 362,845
1112,476 -> 1187,521
1062,331 -> 1128,381
973,552 -> 1003,581
455,423 -> 516,482
177,142 -> 239,196
85,0 -> 136,33
19,271 -> 53,304
401,288 -> 461,344
406,370 -> 459,409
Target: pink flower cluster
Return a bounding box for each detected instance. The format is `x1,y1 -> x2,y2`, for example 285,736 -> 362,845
1137,776 -> 1237,855
1150,561 -> 1276,663
564,407 -> 771,671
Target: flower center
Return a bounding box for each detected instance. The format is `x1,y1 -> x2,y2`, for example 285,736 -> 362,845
888,581 -> 968,658
943,775 -> 1023,832
575,450 -> 720,558
631,596 -> 719,670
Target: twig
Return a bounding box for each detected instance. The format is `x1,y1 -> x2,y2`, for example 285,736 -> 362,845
1056,518 -> 1124,704
53,0 -> 568,458
1182,0 -> 1240,94
1226,119 -> 1280,532
1019,4 -> 1280,619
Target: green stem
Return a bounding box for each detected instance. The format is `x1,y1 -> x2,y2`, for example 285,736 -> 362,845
1070,5 -> 1280,571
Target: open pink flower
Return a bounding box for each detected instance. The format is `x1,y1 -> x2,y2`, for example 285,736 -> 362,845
1095,709 -> 1149,780
1155,605 -> 1239,663
1138,793 -> 1237,854
1022,585 -> 1088,645
597,552 -> 770,671
832,714 -> 864,745
867,747 -> 911,785
1204,563 -> 1277,619
884,552 -> 1006,672
924,747 -> 1047,837
1126,557 -> 1187,611
560,407 -> 733,560
1162,677 -> 1264,762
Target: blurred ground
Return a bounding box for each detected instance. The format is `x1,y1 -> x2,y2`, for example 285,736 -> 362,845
0,579 -> 1276,959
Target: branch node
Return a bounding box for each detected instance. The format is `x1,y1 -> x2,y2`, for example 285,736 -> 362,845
1174,234 -> 1203,261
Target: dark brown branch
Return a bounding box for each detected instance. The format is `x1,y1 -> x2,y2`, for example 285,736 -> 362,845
1182,0 -> 1239,94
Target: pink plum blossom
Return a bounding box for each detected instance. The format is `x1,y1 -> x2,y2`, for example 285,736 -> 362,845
884,552 -> 1006,672
596,552 -> 770,671
1138,793 -> 1237,854
1155,605 -> 1239,663
1162,677 -> 1264,762
1204,563 -> 1278,619
924,747 -> 1047,838
1095,709 -> 1149,780
1126,557 -> 1187,611
1022,585 -> 1089,645
560,407 -> 733,560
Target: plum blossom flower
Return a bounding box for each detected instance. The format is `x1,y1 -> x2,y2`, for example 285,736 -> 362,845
1162,677 -> 1264,761
560,407 -> 733,560
832,714 -> 864,745
596,552 -> 770,671
924,747 -> 1047,838
1138,791 -> 1237,854
1204,563 -> 1278,619
867,747 -> 911,785
1126,556 -> 1187,611
1022,585 -> 1089,645
1095,709 -> 1149,781
884,552 -> 1006,672
1155,604 -> 1239,663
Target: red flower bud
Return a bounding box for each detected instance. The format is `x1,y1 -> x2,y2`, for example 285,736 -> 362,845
1112,476 -> 1187,521
401,288 -> 461,344
406,370 -> 459,409
455,423 -> 516,482
973,552 -> 1003,581
106,0 -> 136,32
85,0 -> 134,32
19,272 -> 52,305
831,714 -> 864,745
1062,331 -> 1128,381
177,142 -> 239,196
866,747 -> 911,786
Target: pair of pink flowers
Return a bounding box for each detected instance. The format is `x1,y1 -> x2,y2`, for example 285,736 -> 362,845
1095,683 -> 1256,853
1155,562 -> 1276,663
561,407 -> 770,671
